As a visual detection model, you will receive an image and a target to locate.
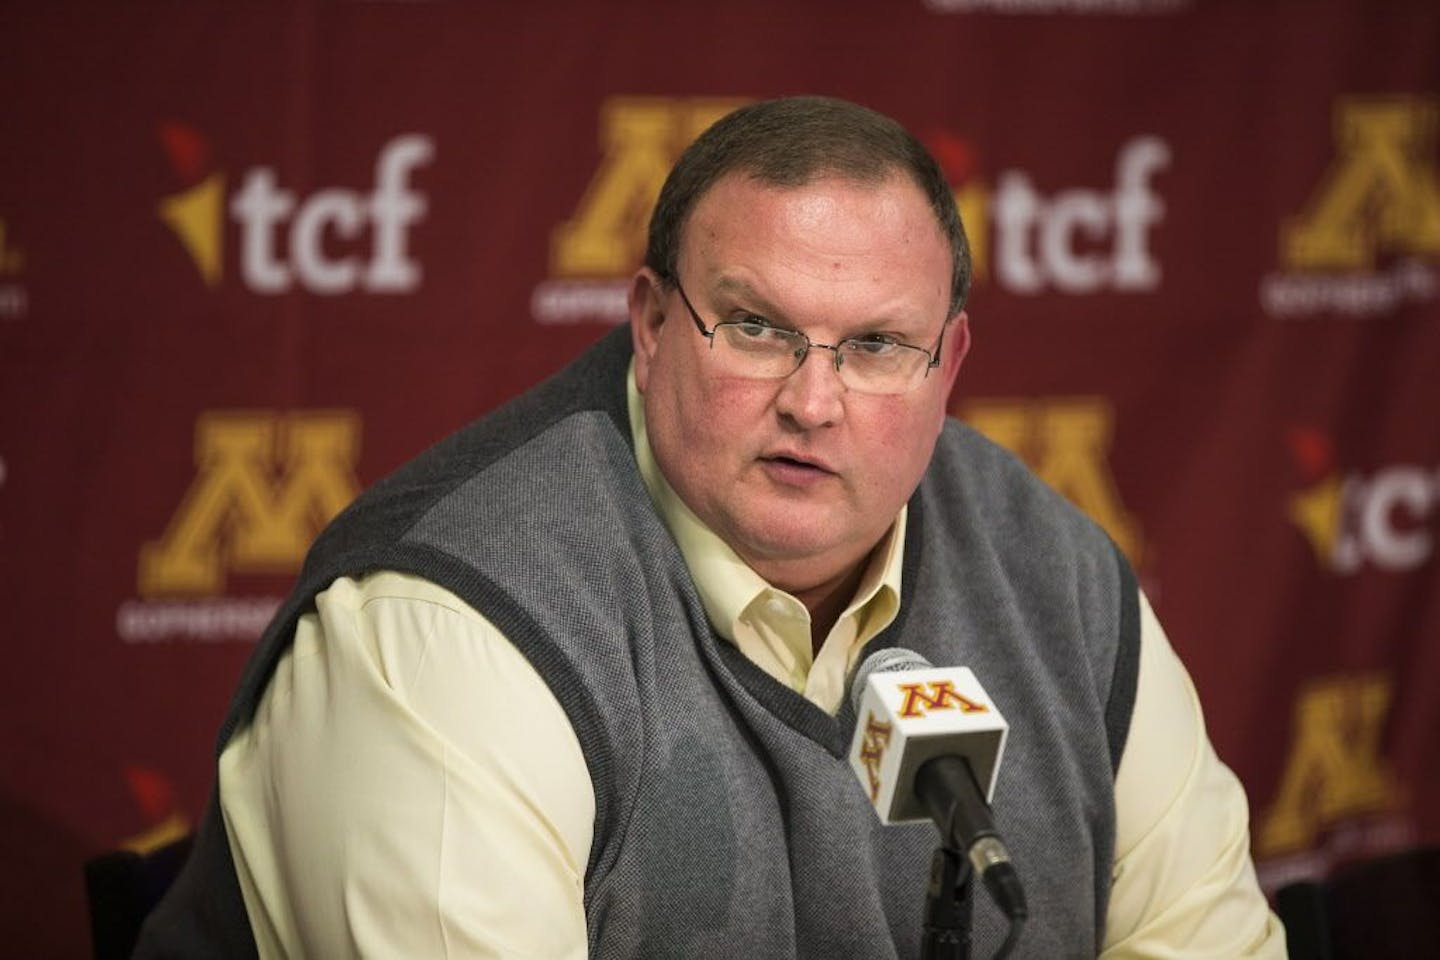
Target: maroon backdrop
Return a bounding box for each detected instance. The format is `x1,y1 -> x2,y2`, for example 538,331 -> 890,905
2,1 -> 1437,954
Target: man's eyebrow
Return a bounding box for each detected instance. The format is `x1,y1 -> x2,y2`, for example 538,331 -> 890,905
713,275 -> 767,303
711,274 -> 929,337
711,276 -> 787,321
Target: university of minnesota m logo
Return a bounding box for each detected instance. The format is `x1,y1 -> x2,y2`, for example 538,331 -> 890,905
533,98 -> 746,325
139,411 -> 362,596
1259,674 -> 1402,856
1284,98 -> 1440,271
896,681 -> 989,720
961,398 -> 1144,564
550,97 -> 747,278
857,712 -> 893,803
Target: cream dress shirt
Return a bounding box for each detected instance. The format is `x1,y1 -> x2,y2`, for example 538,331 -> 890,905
219,372 -> 1284,958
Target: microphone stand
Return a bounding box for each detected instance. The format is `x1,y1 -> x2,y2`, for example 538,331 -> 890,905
921,844 -> 972,960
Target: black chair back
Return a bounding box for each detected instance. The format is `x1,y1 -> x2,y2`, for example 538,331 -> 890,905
84,836 -> 194,959
1277,847 -> 1440,960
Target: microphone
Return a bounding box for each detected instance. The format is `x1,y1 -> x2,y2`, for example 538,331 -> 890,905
847,648 -> 1027,924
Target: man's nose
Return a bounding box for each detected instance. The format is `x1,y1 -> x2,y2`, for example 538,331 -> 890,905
775,344 -> 846,429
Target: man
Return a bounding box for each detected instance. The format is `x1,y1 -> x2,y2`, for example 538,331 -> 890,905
139,97 -> 1284,957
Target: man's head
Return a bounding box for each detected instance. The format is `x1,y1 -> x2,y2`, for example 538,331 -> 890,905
645,96 -> 971,316
629,96 -> 972,604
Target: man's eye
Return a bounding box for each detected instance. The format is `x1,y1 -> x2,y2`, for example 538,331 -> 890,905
732,317 -> 786,340
847,335 -> 901,356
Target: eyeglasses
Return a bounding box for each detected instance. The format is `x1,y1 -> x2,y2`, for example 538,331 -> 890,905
671,278 -> 946,396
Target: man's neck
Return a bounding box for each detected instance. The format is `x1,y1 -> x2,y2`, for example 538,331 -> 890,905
786,559 -> 870,656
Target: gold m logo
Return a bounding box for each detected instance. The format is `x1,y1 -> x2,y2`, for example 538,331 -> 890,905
961,398 -> 1143,564
1259,674 -> 1401,856
139,411 -> 362,596
550,97 -> 747,277
858,712 -> 893,803
1284,98 -> 1440,270
896,681 -> 988,720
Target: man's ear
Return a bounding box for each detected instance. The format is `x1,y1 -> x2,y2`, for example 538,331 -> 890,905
938,310 -> 971,396
931,310 -> 971,436
629,268 -> 668,394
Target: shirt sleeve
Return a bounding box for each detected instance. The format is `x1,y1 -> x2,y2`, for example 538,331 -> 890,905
1101,592 -> 1287,958
218,571 -> 595,959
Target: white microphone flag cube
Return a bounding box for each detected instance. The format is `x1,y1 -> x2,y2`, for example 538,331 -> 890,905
847,666 -> 1009,825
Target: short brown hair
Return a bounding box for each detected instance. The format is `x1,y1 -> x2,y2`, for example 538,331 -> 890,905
644,96 -> 972,315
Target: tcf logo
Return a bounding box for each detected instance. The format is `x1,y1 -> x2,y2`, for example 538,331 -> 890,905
1286,428 -> 1438,574
157,122 -> 434,295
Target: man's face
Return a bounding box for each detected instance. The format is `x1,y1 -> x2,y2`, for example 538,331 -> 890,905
630,171 -> 969,594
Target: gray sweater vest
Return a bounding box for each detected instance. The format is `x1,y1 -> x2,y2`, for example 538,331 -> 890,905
139,326 -> 1140,959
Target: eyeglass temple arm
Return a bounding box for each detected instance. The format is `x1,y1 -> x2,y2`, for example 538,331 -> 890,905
926,311 -> 962,371
672,280 -> 714,339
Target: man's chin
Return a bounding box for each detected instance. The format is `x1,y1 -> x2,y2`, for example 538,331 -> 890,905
728,519 -> 860,582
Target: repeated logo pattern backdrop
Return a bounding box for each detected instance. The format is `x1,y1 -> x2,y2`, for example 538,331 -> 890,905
1,2 -> 1436,954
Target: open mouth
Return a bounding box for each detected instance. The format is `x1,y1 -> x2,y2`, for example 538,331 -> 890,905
761,454 -> 835,477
